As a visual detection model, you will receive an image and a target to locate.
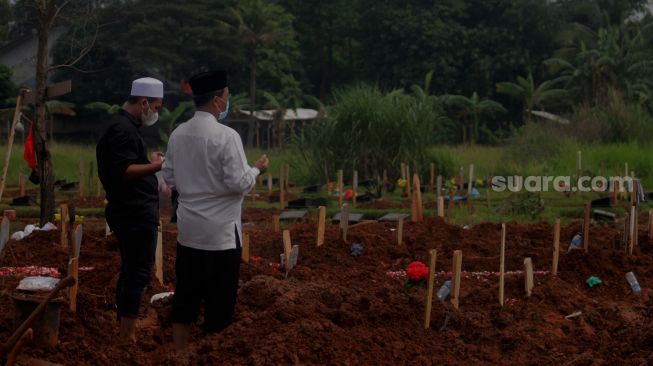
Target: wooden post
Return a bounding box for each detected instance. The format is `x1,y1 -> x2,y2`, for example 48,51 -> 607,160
423,249 -> 437,329
623,212 -> 630,251
273,215 -> 280,233
437,196 -> 444,218
648,210 -> 653,239
279,165 -> 285,210
583,203 -> 590,252
0,91 -> 24,202
429,163 -> 435,194
155,222 -> 163,285
340,203 -> 349,242
499,224 -> 506,306
412,174 -> 423,221
267,173 -> 273,194
79,158 -> 84,198
96,175 -> 102,198
381,169 -> 388,197
242,232 -> 250,263
524,258 -> 534,296
67,257 -> 79,312
337,169 -> 344,208
631,178 -> 639,206
284,164 -> 290,191
552,219 -> 560,276
629,204 -> 636,255
283,230 -> 292,268
397,216 -> 404,246
634,206 -> 639,249
459,166 -> 465,193
576,150 -> 581,190
18,173 -> 25,197
451,250 -> 462,310
60,204 -> 68,248
316,206 -> 326,246
257,175 -> 263,190
447,189 -> 454,224
436,175 -> 442,199
352,170 -> 358,208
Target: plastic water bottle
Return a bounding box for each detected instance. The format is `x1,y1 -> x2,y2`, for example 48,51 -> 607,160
626,272 -> 641,295
436,280 -> 452,301
569,232 -> 582,251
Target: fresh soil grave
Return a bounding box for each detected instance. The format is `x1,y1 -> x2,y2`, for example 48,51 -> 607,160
0,211 -> 652,365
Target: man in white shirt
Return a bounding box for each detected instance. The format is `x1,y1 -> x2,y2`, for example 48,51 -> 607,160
161,70 -> 268,351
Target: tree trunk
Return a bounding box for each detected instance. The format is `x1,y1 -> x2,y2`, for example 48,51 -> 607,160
248,51 -> 256,148
35,5 -> 55,226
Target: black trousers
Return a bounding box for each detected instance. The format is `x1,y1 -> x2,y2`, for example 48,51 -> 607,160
112,221 -> 158,319
170,235 -> 241,333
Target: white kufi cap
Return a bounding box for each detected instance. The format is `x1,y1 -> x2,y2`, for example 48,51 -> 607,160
130,77 -> 164,98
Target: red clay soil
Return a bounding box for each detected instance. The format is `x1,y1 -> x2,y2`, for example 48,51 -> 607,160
65,196 -> 107,209
0,212 -> 652,365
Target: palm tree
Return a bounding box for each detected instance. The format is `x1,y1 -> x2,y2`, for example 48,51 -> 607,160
218,0 -> 292,147
496,72 -> 569,122
442,92 -> 505,145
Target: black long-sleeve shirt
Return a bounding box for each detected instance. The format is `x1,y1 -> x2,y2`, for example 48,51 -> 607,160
96,109 -> 159,228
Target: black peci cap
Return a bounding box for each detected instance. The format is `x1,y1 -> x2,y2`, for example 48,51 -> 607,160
188,70 -> 228,96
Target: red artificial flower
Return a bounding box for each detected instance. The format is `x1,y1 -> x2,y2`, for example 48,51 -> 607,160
269,263 -> 281,271
344,189 -> 354,200
406,261 -> 430,281
251,256 -> 262,264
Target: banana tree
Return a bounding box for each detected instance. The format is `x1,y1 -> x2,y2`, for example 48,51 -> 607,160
157,101 -> 193,144
442,92 -> 505,145
496,72 -> 569,122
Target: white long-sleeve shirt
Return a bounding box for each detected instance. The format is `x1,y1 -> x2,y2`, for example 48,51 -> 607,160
162,111 -> 259,251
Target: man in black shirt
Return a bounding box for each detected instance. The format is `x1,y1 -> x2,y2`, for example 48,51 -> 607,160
96,77 -> 165,342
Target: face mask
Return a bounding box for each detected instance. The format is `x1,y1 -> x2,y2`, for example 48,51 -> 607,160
141,101 -> 159,126
217,98 -> 230,121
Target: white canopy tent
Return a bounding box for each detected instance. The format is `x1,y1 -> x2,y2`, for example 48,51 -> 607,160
238,108 -> 320,121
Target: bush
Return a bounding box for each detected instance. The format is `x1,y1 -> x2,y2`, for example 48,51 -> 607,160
294,84 -> 446,183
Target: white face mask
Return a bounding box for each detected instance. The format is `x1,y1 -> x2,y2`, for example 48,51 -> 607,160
141,101 -> 159,126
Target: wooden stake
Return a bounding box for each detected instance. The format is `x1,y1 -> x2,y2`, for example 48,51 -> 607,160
423,249 -> 437,329
429,163 -> 435,194
267,173 -> 273,194
451,250 -> 462,310
155,222 -> 163,285
524,257 -> 534,296
467,164 -> 474,199
340,203 -> 349,242
381,169 -> 388,197
337,169 -> 344,208
397,216 -> 404,246
273,215 -> 280,233
648,210 -> 653,239
552,219 -> 560,276
242,232 -> 250,263
447,189 -> 454,224
0,91 -> 24,202
283,230 -> 292,268
631,178 -> 638,206
79,158 -> 84,198
436,175 -> 442,199
60,204 -> 68,248
67,257 -> 78,312
459,166 -> 465,193
352,170 -> 358,208
437,196 -> 444,218
257,175 -> 263,190
279,165 -> 285,210
499,224 -> 506,306
317,206 -> 326,246
629,204 -> 636,255
413,174 -> 423,221
18,173 -> 25,197
583,203 -> 590,252
634,206 -> 639,249
623,212 -> 630,250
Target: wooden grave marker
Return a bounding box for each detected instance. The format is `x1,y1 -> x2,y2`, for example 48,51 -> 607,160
155,222 -> 163,284
423,249 -> 437,329
273,215 -> 281,233
412,174 -> 423,221
623,212 -> 630,250
583,203 -> 590,252
524,258 -> 534,296
437,197 -> 445,218
288,245 -> 299,270
467,164 -> 474,200
451,250 -> 463,310
242,232 -> 250,264
436,175 -> 442,199
267,173 -> 273,194
72,224 -> 83,259
499,224 -> 506,306
283,230 -> 292,269
316,206 -> 326,247
68,257 -> 79,312
337,169 -> 344,208
648,210 -> 653,239
552,219 -> 561,276
629,205 -> 636,255
60,204 -> 68,248
397,216 -> 404,246
340,203 -> 350,242
352,170 -> 358,208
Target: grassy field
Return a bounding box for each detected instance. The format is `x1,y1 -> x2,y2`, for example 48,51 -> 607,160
0,142 -> 649,225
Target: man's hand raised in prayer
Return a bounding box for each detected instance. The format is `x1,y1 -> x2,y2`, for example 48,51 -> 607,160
255,154 -> 269,175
